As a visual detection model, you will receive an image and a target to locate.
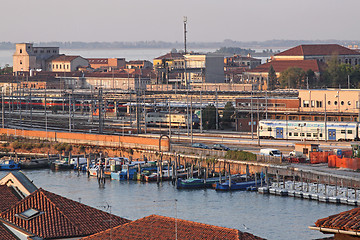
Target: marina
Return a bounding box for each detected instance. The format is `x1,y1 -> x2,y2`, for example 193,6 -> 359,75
0,169 -> 353,240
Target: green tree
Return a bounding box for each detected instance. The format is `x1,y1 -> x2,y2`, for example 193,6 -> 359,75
279,67 -> 306,88
202,104 -> 218,130
267,65 -> 277,90
221,102 -> 235,128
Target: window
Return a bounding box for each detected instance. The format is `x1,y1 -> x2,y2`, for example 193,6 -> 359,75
313,133 -> 318,137
267,127 -> 272,131
294,133 -> 299,136
334,101 -> 338,105
307,133 -> 311,137
341,130 -> 346,134
20,60 -> 22,65
301,133 -> 305,137
311,100 -> 315,107
316,101 -> 322,108
47,50 -> 50,53
328,101 -> 331,105
303,100 -> 309,107
320,133 -> 323,137
60,65 -> 62,69
348,101 -> 351,105
67,64 -> 69,69
303,148 -> 309,154
289,132 -> 292,136
348,130 -> 353,134
341,101 -> 344,105
20,49 -> 22,53
16,209 -> 42,220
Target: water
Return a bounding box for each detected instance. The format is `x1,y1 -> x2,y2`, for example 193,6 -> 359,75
0,169 -> 352,240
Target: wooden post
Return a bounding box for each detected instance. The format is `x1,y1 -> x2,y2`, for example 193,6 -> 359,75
255,172 -> 258,188
228,164 -> 231,189
283,174 -> 285,189
276,171 -> 279,188
246,164 -> 249,182
265,167 -> 269,187
157,161 -> 160,183
300,170 -> 303,191
77,156 -> 80,170
335,177 -> 337,197
317,176 -> 319,193
219,171 -> 222,184
87,157 -> 90,177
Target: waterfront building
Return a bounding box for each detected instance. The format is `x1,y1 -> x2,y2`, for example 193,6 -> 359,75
87,58 -> 126,70
13,43 -> 59,74
242,60 -> 322,90
81,214 -> 265,240
48,55 -> 89,72
126,60 -> 153,69
153,52 -> 224,86
224,54 -> 262,70
272,44 -> 360,65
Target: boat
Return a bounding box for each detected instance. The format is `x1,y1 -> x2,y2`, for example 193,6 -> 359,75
177,176 -> 227,189
0,159 -> 20,170
215,179 -> 263,191
50,160 -> 74,170
20,158 -> 50,169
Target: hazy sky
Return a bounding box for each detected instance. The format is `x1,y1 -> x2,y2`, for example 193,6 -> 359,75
2,0 -> 359,43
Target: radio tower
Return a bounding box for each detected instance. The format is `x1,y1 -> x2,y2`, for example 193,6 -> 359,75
183,16 -> 187,54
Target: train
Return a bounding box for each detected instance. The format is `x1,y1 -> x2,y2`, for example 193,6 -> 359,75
1,96 -> 127,114
258,119 -> 359,141
146,112 -> 200,128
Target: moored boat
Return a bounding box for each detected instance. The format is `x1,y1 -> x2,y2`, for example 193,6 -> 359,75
0,159 -> 20,170
215,179 -> 263,191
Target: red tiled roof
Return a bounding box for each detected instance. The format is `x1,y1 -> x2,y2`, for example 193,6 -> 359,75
0,185 -> 21,212
0,222 -> 19,240
315,207 -> 360,232
82,214 -> 265,240
52,55 -> 83,62
275,44 -> 360,57
154,52 -> 184,60
0,188 -> 130,239
88,58 -> 109,64
246,60 -> 320,73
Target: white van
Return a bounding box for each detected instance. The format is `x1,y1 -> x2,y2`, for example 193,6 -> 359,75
260,148 -> 282,157
69,157 -> 87,165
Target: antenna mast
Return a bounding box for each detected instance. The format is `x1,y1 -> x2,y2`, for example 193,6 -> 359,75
183,16 -> 187,54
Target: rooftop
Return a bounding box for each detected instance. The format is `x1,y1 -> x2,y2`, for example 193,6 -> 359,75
275,44 -> 360,57
0,185 -> 21,212
314,207 -> 360,233
52,55 -> 82,62
0,188 -> 130,239
246,60 -> 321,73
81,214 -> 265,240
154,52 -> 184,60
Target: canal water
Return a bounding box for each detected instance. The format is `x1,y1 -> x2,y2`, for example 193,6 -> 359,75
0,169 -> 353,240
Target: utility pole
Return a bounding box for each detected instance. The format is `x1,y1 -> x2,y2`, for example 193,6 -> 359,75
69,91 -> 72,132
215,88 -> 218,130
251,88 -> 253,140
99,88 -> 103,134
200,90 -> 203,133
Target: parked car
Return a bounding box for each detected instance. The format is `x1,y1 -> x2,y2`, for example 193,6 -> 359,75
212,144 -> 230,151
192,143 -> 210,149
260,148 -> 282,157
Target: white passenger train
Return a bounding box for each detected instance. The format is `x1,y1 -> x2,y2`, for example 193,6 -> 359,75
258,119 -> 358,141
146,112 -> 200,128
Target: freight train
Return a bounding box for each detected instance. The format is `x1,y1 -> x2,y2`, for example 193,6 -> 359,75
146,112 -> 200,128
258,119 -> 359,141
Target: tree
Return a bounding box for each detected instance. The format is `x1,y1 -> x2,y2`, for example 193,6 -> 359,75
221,102 -> 235,128
278,67 -> 306,88
267,65 -> 277,90
202,104 -> 218,130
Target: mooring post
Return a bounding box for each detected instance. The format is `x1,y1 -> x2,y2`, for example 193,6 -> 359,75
300,170 -> 303,191
276,170 -> 279,188
317,176 -> 319,193
228,164 -> 231,189
335,177 -> 338,197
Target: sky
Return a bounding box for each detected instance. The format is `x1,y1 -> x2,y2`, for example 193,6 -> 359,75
2,0 -> 359,43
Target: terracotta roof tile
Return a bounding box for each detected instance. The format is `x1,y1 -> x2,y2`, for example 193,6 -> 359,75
0,188 -> 130,239
0,222 -> 19,240
315,207 -> 360,232
52,55 -> 83,62
246,60 -> 320,73
275,44 -> 360,57
0,185 -> 21,212
154,52 -> 184,60
82,214 -> 265,240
